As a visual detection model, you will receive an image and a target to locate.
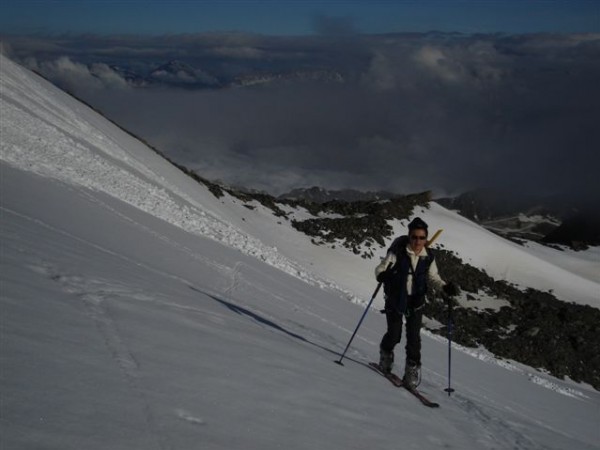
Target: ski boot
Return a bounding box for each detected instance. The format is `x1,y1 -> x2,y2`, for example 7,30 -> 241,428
403,360 -> 421,389
379,349 -> 394,374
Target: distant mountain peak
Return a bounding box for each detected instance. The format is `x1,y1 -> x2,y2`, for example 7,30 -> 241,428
231,69 -> 345,88
148,60 -> 219,87
278,186 -> 399,203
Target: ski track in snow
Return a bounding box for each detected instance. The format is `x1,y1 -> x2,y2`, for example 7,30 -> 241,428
444,379 -> 591,449
450,394 -> 544,450
27,259 -> 172,450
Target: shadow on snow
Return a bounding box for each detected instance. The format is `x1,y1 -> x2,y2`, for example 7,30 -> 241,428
188,285 -> 369,370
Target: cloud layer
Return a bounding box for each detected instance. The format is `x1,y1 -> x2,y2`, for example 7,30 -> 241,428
4,32 -> 600,204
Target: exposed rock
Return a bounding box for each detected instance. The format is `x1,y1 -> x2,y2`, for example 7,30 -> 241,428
424,249 -> 600,390
289,192 -> 432,251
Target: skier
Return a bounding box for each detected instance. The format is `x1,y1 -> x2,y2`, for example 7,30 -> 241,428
375,217 -> 458,388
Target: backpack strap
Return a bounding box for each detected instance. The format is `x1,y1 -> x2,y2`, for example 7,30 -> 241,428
388,235 -> 409,257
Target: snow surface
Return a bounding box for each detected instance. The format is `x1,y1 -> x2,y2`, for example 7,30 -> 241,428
2,54 -> 599,450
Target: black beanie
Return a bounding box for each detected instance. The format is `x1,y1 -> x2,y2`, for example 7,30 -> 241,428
408,217 -> 428,233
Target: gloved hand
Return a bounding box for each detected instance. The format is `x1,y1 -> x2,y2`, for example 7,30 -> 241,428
377,270 -> 392,283
443,282 -> 459,297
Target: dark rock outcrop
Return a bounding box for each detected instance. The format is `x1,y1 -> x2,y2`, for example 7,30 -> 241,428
425,249 -> 600,390
542,210 -> 600,250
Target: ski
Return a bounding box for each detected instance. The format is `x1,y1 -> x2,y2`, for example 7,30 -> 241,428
368,362 -> 403,386
369,362 -> 440,408
403,386 -> 440,408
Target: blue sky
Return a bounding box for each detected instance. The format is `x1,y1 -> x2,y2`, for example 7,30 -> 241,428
1,0 -> 598,36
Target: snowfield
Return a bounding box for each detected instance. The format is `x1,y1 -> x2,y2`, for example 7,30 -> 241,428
1,54 -> 599,450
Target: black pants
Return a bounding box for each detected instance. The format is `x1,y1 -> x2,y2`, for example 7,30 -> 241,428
380,307 -> 423,366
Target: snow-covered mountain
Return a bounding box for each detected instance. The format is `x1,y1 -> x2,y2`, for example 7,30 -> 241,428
1,54 -> 599,450
148,60 -> 220,88
230,69 -> 345,87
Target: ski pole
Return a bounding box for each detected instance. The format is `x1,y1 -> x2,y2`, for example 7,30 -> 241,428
335,281 -> 384,366
444,293 -> 456,395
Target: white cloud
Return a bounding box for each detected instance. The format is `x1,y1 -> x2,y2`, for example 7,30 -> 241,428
413,46 -> 465,83
89,63 -> 130,89
361,52 -> 397,91
25,56 -> 129,91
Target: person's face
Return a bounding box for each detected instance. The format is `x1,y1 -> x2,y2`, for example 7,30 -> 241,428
409,229 -> 428,253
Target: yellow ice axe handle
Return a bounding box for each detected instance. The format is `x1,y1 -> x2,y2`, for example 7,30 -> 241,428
426,229 -> 443,247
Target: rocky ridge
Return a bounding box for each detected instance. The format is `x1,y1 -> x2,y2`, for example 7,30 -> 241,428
174,166 -> 431,258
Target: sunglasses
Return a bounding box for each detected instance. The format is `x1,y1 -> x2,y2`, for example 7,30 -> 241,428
410,235 -> 427,241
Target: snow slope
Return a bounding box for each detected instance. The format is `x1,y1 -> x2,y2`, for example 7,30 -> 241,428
2,54 -> 599,450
